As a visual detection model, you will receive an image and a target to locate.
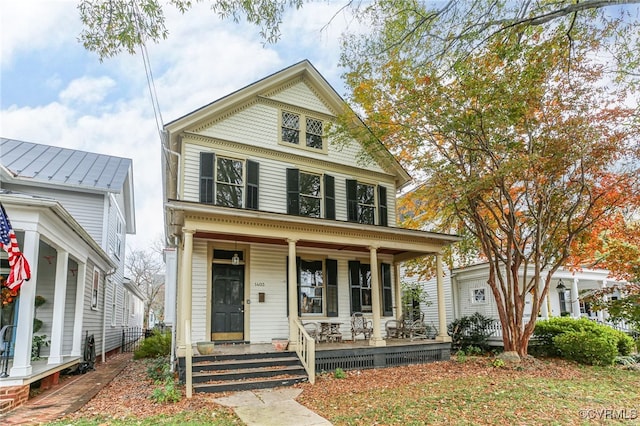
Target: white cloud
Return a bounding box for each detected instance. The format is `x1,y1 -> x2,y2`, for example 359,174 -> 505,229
59,76 -> 117,105
0,0 -> 352,251
0,0 -> 80,68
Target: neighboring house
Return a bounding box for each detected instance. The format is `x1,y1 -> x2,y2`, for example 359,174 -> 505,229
123,277 -> 145,329
162,61 -> 461,366
442,263 -> 631,341
0,138 -> 135,411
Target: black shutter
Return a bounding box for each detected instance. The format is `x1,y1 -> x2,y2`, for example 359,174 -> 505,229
346,179 -> 358,222
326,259 -> 338,317
378,185 -> 388,226
349,260 -> 361,314
286,168 -> 300,215
246,160 -> 259,210
285,256 -> 302,316
381,263 -> 393,316
324,174 -> 335,220
199,152 -> 215,204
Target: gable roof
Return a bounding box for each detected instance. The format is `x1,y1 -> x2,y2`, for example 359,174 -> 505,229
0,137 -> 136,234
163,60 -> 411,187
1,137 -> 132,192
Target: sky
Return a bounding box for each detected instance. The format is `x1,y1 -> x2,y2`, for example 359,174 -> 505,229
0,0 -> 356,252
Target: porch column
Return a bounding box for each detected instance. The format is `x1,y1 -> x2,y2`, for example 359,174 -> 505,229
571,277 -> 581,318
177,229 -> 194,354
435,253 -> 451,342
287,239 -> 298,347
71,262 -> 87,356
393,262 -> 402,319
10,230 -> 40,377
368,246 -> 385,347
539,280 -> 549,320
48,250 -> 69,364
539,295 -> 549,320
597,280 -> 606,322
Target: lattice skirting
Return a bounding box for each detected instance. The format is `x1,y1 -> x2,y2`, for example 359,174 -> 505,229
315,342 -> 451,372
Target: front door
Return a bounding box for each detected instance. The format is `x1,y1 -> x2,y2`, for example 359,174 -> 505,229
211,264 -> 245,341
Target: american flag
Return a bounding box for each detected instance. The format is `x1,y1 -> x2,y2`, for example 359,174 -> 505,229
0,202 -> 31,290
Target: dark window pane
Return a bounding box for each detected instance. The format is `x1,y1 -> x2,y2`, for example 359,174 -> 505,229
306,133 -> 323,149
216,183 -> 243,207
300,173 -> 321,196
357,183 -> 375,204
306,118 -> 323,148
282,128 -> 299,144
359,206 -> 375,225
217,158 -> 243,184
300,196 -> 321,217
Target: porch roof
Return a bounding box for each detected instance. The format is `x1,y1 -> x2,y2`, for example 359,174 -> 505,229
166,200 -> 461,262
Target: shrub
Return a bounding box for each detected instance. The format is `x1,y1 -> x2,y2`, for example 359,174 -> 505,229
146,356 -> 172,382
334,368 -> 346,379
465,345 -> 483,356
553,331 -> 617,366
448,313 -> 495,351
532,317 -> 635,357
134,331 -> 171,360
150,377 -> 182,403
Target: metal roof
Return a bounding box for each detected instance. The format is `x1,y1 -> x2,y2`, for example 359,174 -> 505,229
0,137 -> 132,192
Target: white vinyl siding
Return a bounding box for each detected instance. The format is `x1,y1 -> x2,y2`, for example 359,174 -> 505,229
63,262 -> 78,353
191,239 -> 210,342
246,245 -> 396,343
456,278 -> 499,319
182,143 -> 397,225
193,99 -> 386,173
248,244 -> 289,342
2,183 -> 105,245
404,269 -> 455,332
268,81 -> 332,115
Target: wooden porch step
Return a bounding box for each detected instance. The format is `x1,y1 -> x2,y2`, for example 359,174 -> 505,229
193,356 -> 300,371
192,364 -> 306,382
193,375 -> 308,393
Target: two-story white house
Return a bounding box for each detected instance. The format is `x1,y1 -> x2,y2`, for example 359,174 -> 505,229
162,61 -> 461,387
0,138 -> 135,411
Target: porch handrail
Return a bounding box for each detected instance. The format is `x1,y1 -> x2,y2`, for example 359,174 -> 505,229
293,318 -> 315,384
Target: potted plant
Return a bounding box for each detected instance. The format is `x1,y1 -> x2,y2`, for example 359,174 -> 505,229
32,334 -> 50,360
33,295 -> 46,332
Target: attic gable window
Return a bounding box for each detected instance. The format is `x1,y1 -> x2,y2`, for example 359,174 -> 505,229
281,110 -> 325,151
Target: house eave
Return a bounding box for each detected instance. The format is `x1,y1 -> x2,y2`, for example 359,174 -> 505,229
165,200 -> 461,262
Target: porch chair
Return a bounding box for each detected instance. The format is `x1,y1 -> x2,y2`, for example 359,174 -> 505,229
404,312 -> 429,340
385,318 -> 404,338
351,312 -> 373,340
302,322 -> 320,342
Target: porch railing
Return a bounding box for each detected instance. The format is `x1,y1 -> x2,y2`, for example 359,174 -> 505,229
293,318 -> 315,384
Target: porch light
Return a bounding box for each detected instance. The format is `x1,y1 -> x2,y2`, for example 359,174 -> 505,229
231,241 -> 240,265
556,279 -> 566,292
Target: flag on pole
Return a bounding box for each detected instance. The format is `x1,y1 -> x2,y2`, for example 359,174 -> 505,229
0,202 -> 31,290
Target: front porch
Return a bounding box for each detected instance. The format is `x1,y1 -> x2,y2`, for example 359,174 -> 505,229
179,338 -> 451,393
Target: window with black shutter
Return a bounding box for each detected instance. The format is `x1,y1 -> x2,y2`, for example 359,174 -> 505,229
199,152 -> 215,204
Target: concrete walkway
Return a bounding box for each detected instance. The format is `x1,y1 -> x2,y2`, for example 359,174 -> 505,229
214,388 -> 332,426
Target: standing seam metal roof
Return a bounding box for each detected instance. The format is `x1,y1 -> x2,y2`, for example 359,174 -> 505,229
0,137 -> 132,192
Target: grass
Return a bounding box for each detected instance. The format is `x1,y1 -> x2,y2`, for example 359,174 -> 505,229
45,409 -> 241,425
315,365 -> 640,425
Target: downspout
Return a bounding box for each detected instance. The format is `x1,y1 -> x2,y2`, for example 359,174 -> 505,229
101,268 -> 117,363
101,277 -> 109,363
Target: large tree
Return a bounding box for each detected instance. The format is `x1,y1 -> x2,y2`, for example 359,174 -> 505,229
78,1 -> 640,62
337,3 -> 640,356
126,247 -> 165,328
